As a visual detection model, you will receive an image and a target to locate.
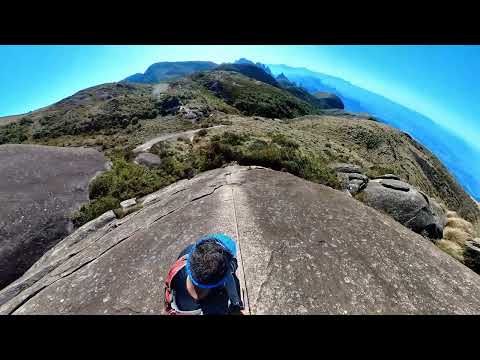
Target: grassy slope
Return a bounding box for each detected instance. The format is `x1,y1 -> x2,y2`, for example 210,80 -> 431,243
1,70 -> 478,227
74,114 -> 480,226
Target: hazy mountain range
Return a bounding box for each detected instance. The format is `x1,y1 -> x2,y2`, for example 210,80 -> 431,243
266,63 -> 480,202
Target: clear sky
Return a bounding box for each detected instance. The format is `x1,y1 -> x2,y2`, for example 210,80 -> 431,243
0,45 -> 478,150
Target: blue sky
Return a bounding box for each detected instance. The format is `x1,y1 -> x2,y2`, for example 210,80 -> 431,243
0,45 -> 478,150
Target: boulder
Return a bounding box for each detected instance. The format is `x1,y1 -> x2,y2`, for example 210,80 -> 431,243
178,105 -> 205,123
349,173 -> 368,182
430,199 -> 447,232
0,144 -> 108,289
330,162 -> 362,174
347,179 -> 368,195
464,240 -> 480,274
361,179 -> 443,238
376,178 -> 410,192
120,198 -> 137,210
373,174 -> 401,181
337,172 -> 369,196
2,166 -> 480,315
134,153 -> 162,168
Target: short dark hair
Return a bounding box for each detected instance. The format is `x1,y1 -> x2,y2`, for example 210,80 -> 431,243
189,239 -> 231,286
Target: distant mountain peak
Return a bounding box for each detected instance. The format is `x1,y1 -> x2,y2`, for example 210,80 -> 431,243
123,61 -> 217,84
234,58 -> 273,76
235,58 -> 255,65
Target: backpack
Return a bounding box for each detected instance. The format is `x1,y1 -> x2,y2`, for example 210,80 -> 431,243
164,255 -> 201,315
163,255 -> 244,315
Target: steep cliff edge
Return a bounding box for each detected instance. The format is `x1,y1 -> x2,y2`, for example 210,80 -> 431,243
0,144 -> 109,289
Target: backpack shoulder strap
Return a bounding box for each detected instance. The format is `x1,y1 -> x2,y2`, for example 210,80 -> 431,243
166,255 -> 187,287
164,255 -> 188,315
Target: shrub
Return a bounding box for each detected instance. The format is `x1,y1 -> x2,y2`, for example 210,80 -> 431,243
151,141 -> 175,158
73,159 -> 169,226
196,134 -> 340,189
0,122 -> 29,144
248,139 -> 269,151
271,133 -> 299,149
220,131 -> 247,146
72,195 -> 120,227
197,129 -> 208,137
19,117 -> 33,126
177,136 -> 192,144
350,128 -> 384,149
89,158 -> 166,201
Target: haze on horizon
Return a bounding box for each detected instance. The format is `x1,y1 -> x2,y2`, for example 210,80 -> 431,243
0,45 -> 478,152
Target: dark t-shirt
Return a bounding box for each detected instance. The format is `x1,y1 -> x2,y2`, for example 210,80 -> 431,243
171,267 -> 230,314
170,244 -> 240,315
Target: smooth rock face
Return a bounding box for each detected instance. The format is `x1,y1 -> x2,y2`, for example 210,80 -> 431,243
134,153 -> 162,168
363,179 -> 442,238
2,166 -> 480,315
0,144 -> 108,289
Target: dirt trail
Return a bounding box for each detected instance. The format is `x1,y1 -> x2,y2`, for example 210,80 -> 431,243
133,125 -> 224,153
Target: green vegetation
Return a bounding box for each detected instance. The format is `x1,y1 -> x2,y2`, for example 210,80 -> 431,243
72,129 -> 340,226
349,127 -> 384,150
0,121 -> 29,144
270,133 -> 300,149
191,71 -> 323,119
198,135 -> 339,188
197,129 -> 208,137
365,165 -> 398,179
72,158 -> 170,226
72,195 -> 120,227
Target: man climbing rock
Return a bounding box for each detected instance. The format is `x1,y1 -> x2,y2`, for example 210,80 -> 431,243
164,233 -> 246,315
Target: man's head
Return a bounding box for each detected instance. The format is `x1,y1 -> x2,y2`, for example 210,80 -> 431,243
188,238 -> 232,290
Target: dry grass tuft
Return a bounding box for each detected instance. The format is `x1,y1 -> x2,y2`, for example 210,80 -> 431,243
443,227 -> 472,245
446,217 -> 475,236
474,221 -> 480,238
446,211 -> 458,219
436,239 -> 465,262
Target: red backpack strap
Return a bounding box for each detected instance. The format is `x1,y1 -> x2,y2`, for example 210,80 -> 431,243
164,255 -> 187,315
